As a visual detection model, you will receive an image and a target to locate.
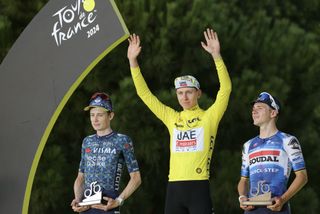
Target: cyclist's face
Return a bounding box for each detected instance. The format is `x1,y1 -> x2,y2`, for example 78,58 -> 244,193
252,103 -> 275,126
90,107 -> 113,132
176,87 -> 201,110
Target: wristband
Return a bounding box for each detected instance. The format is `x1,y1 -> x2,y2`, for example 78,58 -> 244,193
115,197 -> 124,206
238,195 -> 247,202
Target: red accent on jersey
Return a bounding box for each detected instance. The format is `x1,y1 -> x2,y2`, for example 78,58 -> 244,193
249,150 -> 280,159
176,140 -> 197,147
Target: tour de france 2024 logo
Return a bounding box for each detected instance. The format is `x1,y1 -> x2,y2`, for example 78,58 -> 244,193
51,0 -> 99,46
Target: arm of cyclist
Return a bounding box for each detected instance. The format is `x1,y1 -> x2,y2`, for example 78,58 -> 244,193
202,28 -> 232,121
92,171 -> 142,211
267,169 -> 308,211
127,34 -> 141,69
71,172 -> 90,212
237,177 -> 255,211
127,34 -> 175,123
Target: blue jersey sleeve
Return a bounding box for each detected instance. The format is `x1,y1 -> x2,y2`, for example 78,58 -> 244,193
284,136 -> 306,171
121,135 -> 139,173
79,138 -> 86,173
240,141 -> 250,178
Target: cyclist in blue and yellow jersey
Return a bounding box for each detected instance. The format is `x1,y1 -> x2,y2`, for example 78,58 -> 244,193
127,28 -> 232,214
71,92 -> 141,214
237,92 -> 308,214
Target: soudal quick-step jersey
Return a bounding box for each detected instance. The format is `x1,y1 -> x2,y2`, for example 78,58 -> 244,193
240,131 -> 306,197
79,132 -> 139,191
130,58 -> 232,181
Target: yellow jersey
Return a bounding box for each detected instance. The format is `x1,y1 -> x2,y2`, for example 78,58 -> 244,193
130,57 -> 232,181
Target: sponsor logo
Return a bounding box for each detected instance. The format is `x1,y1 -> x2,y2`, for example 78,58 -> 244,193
85,147 -> 91,153
292,151 -> 303,156
86,155 -> 107,167
124,143 -> 131,149
250,156 -> 279,165
249,150 -> 280,165
196,168 -> 202,174
92,147 -> 116,154
250,167 -> 279,175
266,140 -> 276,145
179,81 -> 187,87
206,136 -> 215,172
176,139 -> 197,147
292,156 -> 303,162
51,0 -> 98,46
173,128 -> 204,152
174,123 -> 184,128
177,130 -> 196,140
288,138 -> 301,150
176,130 -> 196,147
187,117 -> 201,124
186,117 -> 201,128
114,163 -> 123,191
210,136 -> 214,150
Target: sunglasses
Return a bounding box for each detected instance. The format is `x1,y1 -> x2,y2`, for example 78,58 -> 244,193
90,92 -> 110,101
257,92 -> 279,110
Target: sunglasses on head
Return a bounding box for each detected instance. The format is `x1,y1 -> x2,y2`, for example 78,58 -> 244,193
90,92 -> 110,101
258,92 -> 278,110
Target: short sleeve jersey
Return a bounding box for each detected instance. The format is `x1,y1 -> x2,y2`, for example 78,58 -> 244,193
79,132 -> 139,191
130,58 -> 232,181
241,131 -> 306,197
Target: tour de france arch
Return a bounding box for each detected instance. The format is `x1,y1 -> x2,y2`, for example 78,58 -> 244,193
0,0 -> 129,213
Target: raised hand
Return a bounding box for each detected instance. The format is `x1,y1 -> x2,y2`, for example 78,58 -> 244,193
201,28 -> 221,59
127,34 -> 141,67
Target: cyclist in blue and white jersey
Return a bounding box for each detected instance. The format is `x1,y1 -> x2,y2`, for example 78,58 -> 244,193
71,92 -> 141,214
237,92 -> 308,214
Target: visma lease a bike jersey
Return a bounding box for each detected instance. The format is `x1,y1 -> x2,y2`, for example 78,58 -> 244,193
79,132 -> 139,191
241,131 -> 306,197
130,58 -> 231,181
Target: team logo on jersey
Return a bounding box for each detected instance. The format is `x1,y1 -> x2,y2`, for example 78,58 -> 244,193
186,117 -> 201,128
85,147 -> 92,153
172,128 -> 204,152
196,168 -> 202,174
114,163 -> 123,191
92,147 -> 116,154
124,143 -> 131,149
174,123 -> 184,128
288,138 -> 301,150
249,150 -> 280,165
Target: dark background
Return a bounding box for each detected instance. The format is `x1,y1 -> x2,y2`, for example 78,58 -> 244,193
0,0 -> 319,213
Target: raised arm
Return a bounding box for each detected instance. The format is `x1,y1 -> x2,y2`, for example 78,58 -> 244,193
203,29 -> 232,122
201,28 -> 221,60
127,34 -> 176,124
127,34 -> 141,68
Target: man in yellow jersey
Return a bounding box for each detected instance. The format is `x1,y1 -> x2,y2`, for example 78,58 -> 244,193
127,28 -> 232,214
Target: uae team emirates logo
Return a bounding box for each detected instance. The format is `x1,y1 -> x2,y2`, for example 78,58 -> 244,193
173,128 -> 204,152
51,0 -> 99,46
